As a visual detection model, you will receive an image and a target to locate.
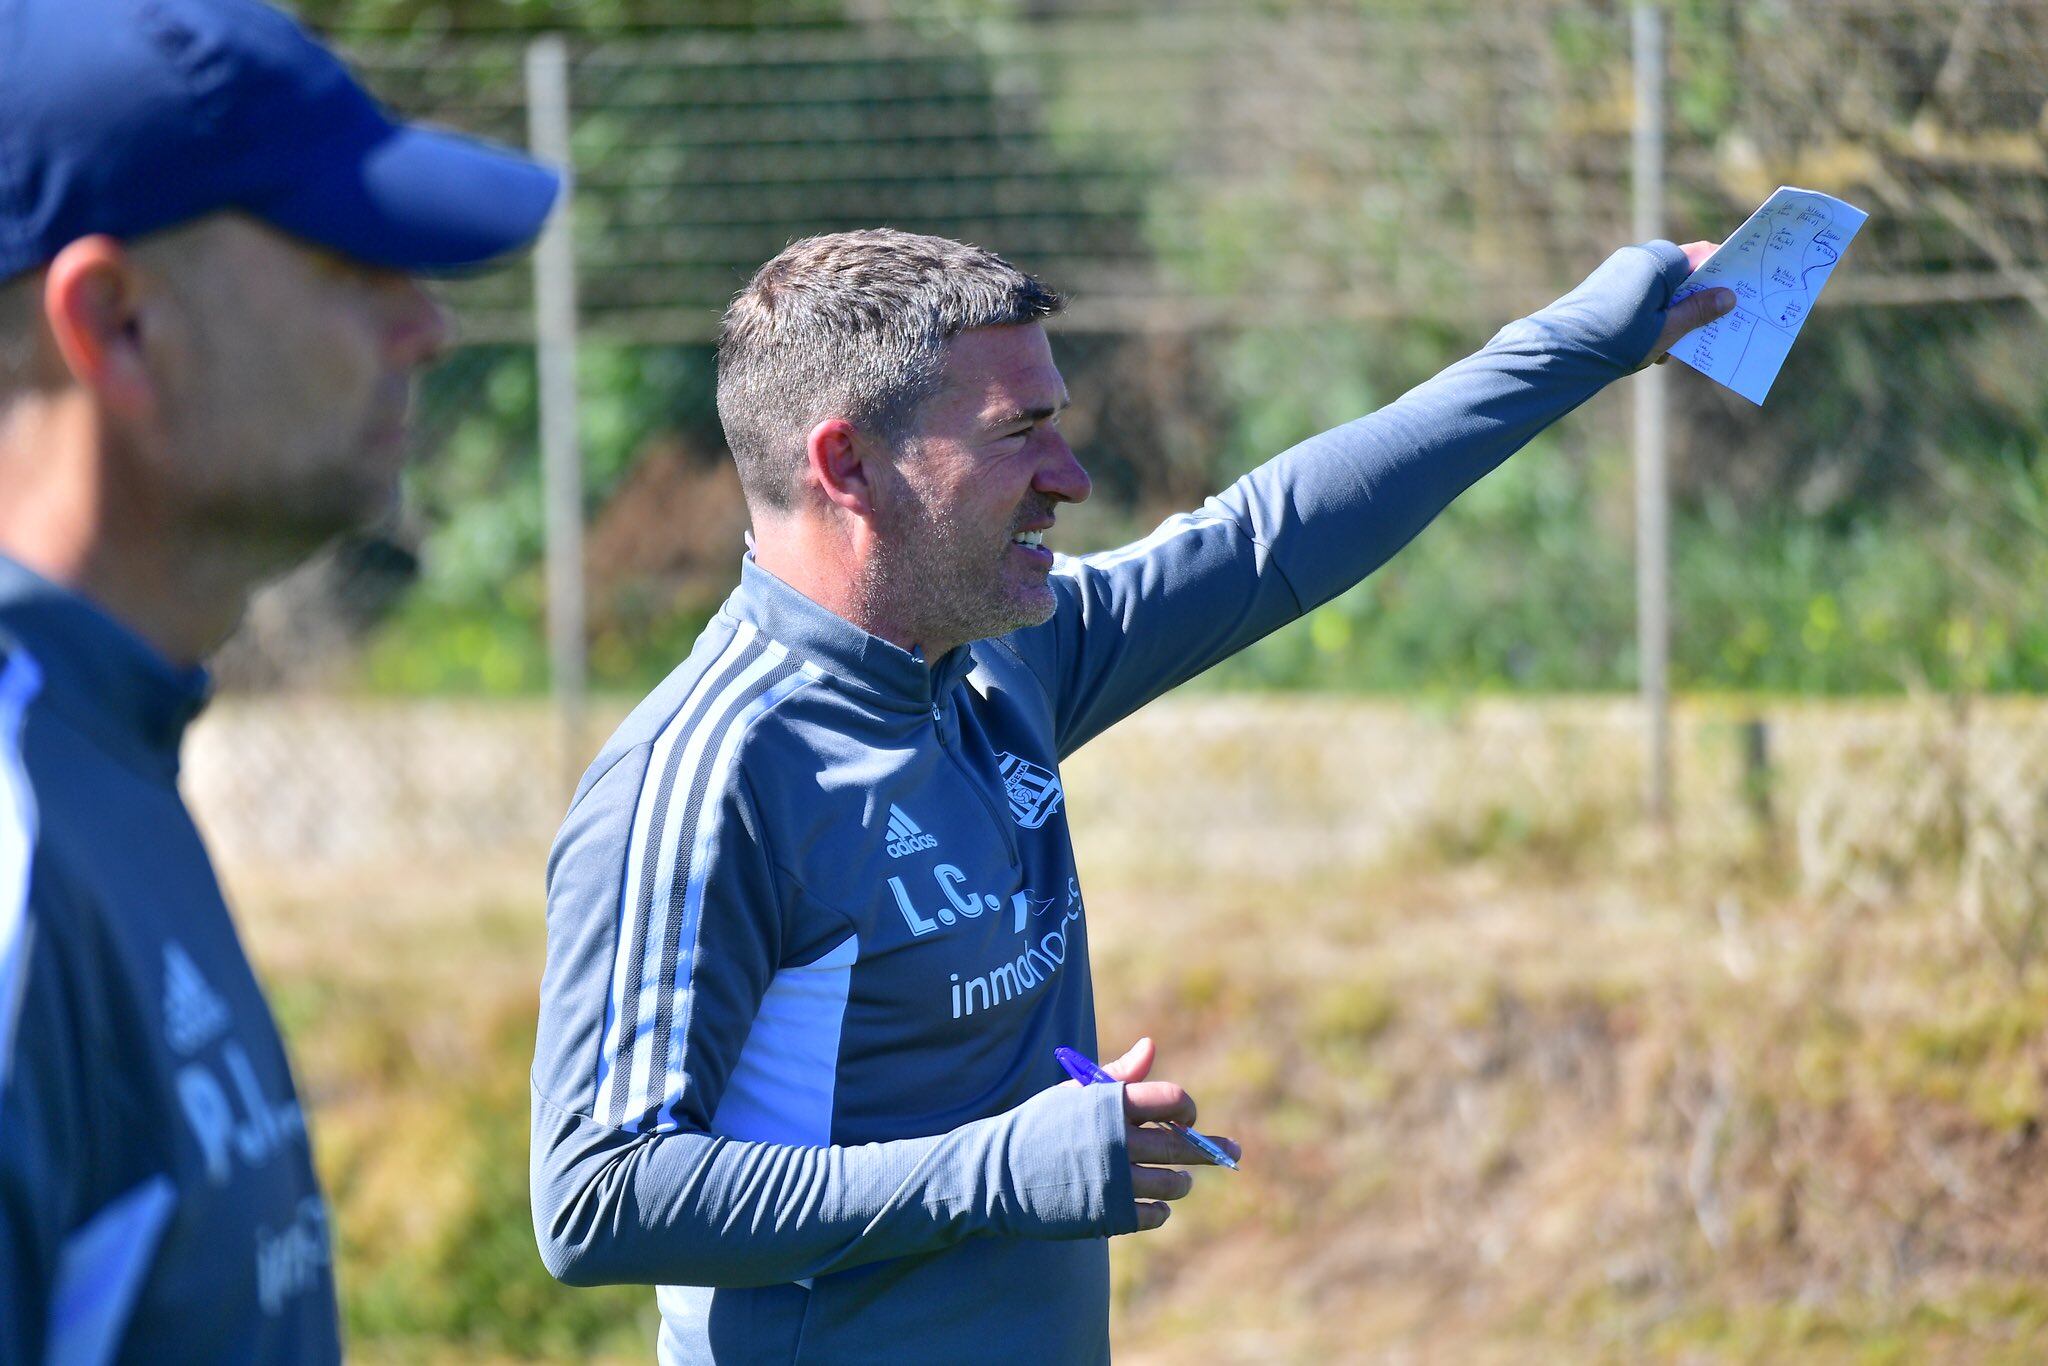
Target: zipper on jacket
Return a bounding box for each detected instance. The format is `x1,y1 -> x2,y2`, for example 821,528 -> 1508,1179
931,699 -> 1021,869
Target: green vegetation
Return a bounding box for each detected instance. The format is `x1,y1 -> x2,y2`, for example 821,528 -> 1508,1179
1627,1288 -> 2048,1365
362,415 -> 2048,698
1194,439 -> 2048,695
337,1009 -> 656,1359
253,887 -> 660,1362
289,2 -> 2048,701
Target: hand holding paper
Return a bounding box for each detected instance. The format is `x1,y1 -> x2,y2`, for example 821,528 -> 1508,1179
1664,186 -> 1868,405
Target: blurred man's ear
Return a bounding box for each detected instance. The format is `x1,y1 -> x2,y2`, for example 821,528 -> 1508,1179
42,236 -> 157,422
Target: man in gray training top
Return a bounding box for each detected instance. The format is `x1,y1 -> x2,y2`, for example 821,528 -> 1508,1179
531,228 -> 1731,1362
0,0 -> 558,1358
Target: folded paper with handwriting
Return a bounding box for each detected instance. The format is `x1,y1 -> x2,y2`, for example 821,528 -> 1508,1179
1665,186 -> 1868,405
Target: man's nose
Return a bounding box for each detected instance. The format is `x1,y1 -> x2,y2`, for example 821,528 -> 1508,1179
1034,430 -> 1092,506
386,276 -> 451,370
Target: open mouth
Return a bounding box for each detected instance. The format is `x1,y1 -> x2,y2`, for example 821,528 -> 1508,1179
1010,530 -> 1046,548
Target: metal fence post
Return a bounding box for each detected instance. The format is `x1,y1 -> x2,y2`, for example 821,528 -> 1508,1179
526,35 -> 587,796
1632,1 -> 1673,826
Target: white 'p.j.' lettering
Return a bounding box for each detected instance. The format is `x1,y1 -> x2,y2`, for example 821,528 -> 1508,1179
178,1063 -> 236,1184
176,1043 -> 308,1185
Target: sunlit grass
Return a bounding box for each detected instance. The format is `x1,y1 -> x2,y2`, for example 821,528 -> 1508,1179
222,703 -> 2048,1363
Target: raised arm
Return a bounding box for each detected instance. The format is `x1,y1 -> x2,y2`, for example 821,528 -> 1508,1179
1026,240 -> 1726,755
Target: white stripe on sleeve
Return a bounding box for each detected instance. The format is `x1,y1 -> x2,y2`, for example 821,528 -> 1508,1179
0,649 -> 43,1099
43,1175 -> 177,1366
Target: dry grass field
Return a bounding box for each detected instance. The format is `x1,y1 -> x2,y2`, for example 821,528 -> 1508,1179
205,695 -> 2048,1363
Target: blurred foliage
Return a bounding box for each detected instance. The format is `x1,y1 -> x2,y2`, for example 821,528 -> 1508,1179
293,0 -> 2048,697
261,894 -> 660,1362
1195,436 -> 2048,694
299,0 -> 847,35
1134,0 -> 2048,697
359,572 -> 714,694
340,1017 -> 657,1358
366,340 -> 724,694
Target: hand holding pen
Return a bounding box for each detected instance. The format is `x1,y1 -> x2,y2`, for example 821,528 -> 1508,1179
1057,1037 -> 1242,1232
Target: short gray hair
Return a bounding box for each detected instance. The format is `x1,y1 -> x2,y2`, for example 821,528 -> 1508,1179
716,228 -> 1063,510
0,273 -> 43,400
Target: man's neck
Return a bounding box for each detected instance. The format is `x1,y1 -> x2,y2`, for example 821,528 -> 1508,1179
74,538 -> 280,670
751,517 -> 941,661
0,408 -> 269,669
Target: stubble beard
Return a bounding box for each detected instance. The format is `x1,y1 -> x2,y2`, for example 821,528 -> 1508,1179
864,497 -> 1055,657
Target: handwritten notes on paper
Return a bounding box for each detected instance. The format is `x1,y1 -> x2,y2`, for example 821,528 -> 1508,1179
1664,187 -> 1868,405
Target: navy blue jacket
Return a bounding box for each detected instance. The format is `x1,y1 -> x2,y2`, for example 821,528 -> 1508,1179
0,558 -> 340,1363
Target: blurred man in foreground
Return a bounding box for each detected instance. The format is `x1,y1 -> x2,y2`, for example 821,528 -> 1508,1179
0,0 -> 558,1357
532,227 -> 1731,1362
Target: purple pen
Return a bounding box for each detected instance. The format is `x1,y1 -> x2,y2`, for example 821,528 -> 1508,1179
1054,1046 -> 1240,1171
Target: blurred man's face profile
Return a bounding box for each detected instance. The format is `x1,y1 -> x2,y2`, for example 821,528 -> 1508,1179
143,214 -> 449,545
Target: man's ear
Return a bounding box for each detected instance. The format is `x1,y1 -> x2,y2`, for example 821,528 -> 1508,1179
42,237 -> 155,421
805,417 -> 879,517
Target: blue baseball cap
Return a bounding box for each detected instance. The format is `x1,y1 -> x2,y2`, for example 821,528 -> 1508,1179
0,0 -> 562,281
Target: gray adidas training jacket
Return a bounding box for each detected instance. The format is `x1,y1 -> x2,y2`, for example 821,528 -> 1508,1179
531,241 -> 1693,1364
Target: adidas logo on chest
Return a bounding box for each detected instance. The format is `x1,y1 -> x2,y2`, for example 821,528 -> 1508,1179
163,941 -> 231,1057
884,804 -> 939,858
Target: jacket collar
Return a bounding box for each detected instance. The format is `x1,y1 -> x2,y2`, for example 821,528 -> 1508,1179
729,556 -> 976,711
0,554 -> 210,780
